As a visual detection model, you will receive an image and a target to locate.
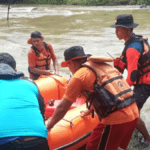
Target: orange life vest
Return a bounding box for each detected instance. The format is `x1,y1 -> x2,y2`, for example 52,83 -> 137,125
29,42 -> 52,79
82,59 -> 135,120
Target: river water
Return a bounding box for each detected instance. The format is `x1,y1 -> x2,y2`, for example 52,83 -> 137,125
0,4 -> 150,147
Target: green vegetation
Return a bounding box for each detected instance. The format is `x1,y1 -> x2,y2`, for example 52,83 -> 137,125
1,0 -> 150,6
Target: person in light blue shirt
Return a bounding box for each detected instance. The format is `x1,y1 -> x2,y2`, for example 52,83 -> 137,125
0,53 -> 49,150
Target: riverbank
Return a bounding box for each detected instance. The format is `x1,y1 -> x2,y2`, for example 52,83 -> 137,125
0,4 -> 150,76
1,0 -> 150,6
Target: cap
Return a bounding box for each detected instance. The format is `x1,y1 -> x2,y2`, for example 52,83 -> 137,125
61,46 -> 89,67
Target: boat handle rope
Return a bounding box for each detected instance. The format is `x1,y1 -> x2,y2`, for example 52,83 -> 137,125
62,114 -> 84,127
61,118 -> 73,127
46,118 -> 73,128
70,114 -> 82,122
47,114 -> 83,128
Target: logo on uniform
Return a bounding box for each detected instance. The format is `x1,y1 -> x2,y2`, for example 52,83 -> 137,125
117,81 -> 123,87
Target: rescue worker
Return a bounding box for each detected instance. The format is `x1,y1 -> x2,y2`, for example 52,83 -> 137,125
46,46 -> 139,150
0,53 -> 49,150
110,14 -> 150,148
27,31 -> 59,80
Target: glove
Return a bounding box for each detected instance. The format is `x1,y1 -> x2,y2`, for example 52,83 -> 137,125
113,58 -> 126,73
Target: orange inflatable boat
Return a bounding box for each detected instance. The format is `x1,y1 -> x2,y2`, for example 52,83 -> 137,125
35,75 -> 99,149
46,104 -> 99,150
35,75 -> 68,103
45,97 -> 85,117
35,75 -> 85,118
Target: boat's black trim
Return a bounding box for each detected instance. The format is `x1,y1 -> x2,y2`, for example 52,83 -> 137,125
54,131 -> 92,150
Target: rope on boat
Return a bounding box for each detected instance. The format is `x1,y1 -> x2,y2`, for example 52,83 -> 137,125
46,114 -> 84,128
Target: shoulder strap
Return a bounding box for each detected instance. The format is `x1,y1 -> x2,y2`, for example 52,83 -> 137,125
81,64 -> 98,82
122,35 -> 144,63
31,42 -> 50,56
123,36 -> 136,55
31,46 -> 41,56
43,42 -> 50,53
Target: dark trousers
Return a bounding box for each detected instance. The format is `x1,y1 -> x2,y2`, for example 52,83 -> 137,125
134,84 -> 150,109
0,137 -> 49,150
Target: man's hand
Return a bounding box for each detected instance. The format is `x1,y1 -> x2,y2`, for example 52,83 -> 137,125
45,70 -> 54,75
80,109 -> 92,117
54,71 -> 59,76
46,98 -> 73,130
113,58 -> 126,73
45,118 -> 53,130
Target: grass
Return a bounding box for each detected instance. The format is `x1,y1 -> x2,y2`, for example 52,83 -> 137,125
127,130 -> 150,150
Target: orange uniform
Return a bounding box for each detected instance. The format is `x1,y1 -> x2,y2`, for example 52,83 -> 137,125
28,43 -> 56,79
64,67 -> 139,124
64,67 -> 139,150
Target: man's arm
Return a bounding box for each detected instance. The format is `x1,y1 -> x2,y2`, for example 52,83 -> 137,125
37,91 -> 45,120
53,58 -> 59,75
30,67 -> 54,75
46,98 -> 73,130
48,43 -> 59,75
126,48 -> 141,86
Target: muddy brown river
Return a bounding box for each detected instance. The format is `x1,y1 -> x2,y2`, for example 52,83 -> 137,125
0,4 -> 150,141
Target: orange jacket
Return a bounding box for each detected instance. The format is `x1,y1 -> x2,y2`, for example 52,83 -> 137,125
63,58 -> 139,125
28,42 -> 55,79
82,60 -> 134,120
